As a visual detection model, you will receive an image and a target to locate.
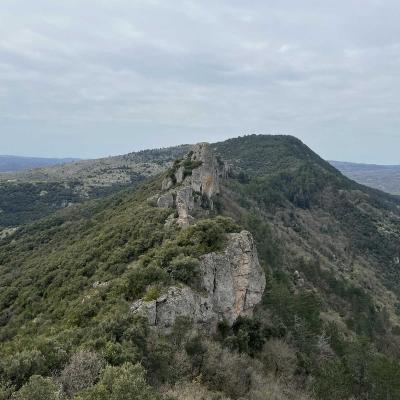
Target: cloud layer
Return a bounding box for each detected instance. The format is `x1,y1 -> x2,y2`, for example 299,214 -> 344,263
1,0 -> 400,162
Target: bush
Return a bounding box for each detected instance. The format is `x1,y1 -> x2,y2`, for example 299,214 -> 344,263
75,362 -> 158,400
1,350 -> 46,388
60,351 -> 104,397
12,375 -> 61,400
261,339 -> 297,378
169,255 -> 200,286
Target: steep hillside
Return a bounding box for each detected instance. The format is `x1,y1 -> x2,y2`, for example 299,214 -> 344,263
331,160 -> 400,195
1,136 -> 400,399
216,135 -> 400,303
0,156 -> 79,173
0,146 -> 189,229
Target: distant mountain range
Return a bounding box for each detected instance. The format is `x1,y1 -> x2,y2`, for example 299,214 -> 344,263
0,155 -> 80,172
330,160 -> 400,195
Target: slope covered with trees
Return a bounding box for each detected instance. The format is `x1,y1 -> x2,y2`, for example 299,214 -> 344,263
1,135 -> 400,399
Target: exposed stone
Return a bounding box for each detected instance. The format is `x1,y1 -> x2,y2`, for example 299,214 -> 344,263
190,143 -> 220,201
157,192 -> 175,209
131,230 -> 266,330
160,143 -> 225,226
92,281 -> 110,289
200,230 -> 266,324
131,287 -> 216,329
156,143 -> 231,227
147,194 -> 159,207
0,227 -> 18,240
175,166 -> 185,184
161,177 -> 174,191
175,187 -> 195,226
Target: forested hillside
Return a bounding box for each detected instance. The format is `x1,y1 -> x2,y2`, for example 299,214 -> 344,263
1,135 -> 400,399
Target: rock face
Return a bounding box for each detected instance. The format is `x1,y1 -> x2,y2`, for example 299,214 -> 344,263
157,192 -> 174,209
131,231 -> 266,330
157,143 -> 229,226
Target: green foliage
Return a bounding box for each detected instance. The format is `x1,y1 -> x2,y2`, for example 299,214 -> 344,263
1,136 -> 400,400
138,216 -> 239,289
75,362 -> 159,400
12,375 -> 60,400
169,255 -> 200,286
182,159 -> 202,179
1,350 -> 47,388
0,181 -> 82,228
242,213 -> 281,269
299,257 -> 387,339
313,338 -> 400,400
263,274 -> 322,341
224,317 -> 265,356
143,286 -> 162,302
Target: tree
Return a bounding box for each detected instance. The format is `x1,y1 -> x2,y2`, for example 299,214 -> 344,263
60,351 -> 103,397
13,375 -> 61,400
75,363 -> 158,400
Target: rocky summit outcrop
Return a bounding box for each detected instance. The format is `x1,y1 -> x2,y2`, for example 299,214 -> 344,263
156,143 -> 229,226
130,230 -> 266,330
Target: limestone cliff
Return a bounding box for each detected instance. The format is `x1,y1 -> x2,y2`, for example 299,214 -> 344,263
157,143 -> 229,226
131,231 -> 266,330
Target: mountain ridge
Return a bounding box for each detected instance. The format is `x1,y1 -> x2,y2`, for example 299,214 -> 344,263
1,135 -> 400,399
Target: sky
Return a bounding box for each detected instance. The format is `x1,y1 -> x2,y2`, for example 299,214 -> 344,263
1,0 -> 400,163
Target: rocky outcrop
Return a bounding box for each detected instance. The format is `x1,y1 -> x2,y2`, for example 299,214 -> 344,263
157,192 -> 175,209
189,142 -> 221,200
131,230 -> 266,330
157,143 -> 229,226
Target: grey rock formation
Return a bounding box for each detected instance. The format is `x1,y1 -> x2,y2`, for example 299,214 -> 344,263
175,186 -> 195,226
131,230 -> 266,330
161,177 -> 174,191
190,143 -> 220,200
158,143 -> 228,226
131,286 -> 216,328
157,192 -> 175,209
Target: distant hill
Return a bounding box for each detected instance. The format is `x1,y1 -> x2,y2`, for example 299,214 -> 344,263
331,160 -> 400,195
0,146 -> 190,227
0,155 -> 79,173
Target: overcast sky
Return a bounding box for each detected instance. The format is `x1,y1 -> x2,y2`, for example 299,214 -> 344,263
1,0 -> 400,163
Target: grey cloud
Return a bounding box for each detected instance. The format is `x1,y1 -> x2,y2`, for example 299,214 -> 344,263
0,0 -> 400,162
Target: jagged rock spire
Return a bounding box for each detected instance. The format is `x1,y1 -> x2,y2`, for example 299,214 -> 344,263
158,143 -> 229,226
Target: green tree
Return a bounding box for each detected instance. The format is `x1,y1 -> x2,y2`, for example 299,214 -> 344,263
13,375 -> 60,400
75,363 -> 158,400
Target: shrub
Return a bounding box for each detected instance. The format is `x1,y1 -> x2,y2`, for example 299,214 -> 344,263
75,362 -> 158,400
1,350 -> 46,388
169,255 -> 200,286
261,339 -> 297,379
12,375 -> 61,400
60,351 -> 104,397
